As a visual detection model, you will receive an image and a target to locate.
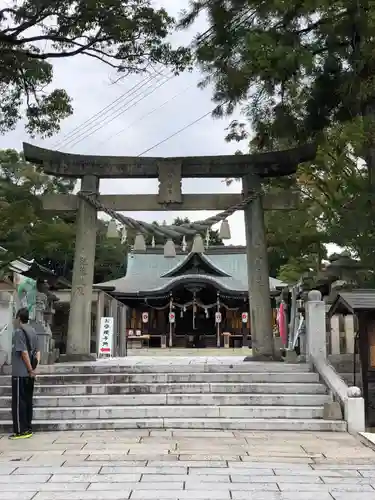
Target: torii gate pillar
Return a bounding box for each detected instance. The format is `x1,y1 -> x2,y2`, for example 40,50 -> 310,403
243,173 -> 274,358
66,175 -> 99,360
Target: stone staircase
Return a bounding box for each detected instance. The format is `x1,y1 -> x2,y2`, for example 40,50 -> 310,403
0,359 -> 347,432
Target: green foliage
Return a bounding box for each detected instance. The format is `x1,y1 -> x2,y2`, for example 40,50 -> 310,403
181,0 -> 375,274
0,148 -> 75,264
265,120 -> 375,280
181,0 -> 375,179
0,0 -> 190,136
0,149 -> 126,282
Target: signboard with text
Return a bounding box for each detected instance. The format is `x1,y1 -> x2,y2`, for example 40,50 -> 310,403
98,317 -> 114,355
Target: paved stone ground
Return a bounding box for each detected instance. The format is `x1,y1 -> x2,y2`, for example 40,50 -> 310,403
126,349 -> 250,357
1,430 -> 375,499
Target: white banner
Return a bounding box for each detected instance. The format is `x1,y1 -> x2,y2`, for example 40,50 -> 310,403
98,317 -> 114,355
142,312 -> 149,323
215,312 -> 222,324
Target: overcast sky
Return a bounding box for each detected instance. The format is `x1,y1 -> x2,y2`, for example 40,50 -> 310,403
0,0 -> 339,258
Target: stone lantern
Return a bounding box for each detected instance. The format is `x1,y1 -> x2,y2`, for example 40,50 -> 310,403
326,252 -> 364,293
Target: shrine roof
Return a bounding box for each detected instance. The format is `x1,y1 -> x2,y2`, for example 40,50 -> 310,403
328,289 -> 375,315
0,246 -> 71,289
95,246 -> 286,297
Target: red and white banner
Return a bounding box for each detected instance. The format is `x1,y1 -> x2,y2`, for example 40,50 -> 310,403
242,312 -> 248,323
169,312 -> 175,324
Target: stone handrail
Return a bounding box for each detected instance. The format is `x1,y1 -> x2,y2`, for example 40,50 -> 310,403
305,290 -> 365,434
312,355 -> 364,434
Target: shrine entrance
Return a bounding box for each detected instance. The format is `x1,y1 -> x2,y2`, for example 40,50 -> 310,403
168,283 -> 221,348
23,142 -> 316,361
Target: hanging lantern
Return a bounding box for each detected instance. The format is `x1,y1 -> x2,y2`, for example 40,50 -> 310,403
164,239 -> 176,258
192,233 -> 205,253
121,226 -> 127,244
182,235 -> 187,252
134,233 -> 146,251
107,220 -> 119,238
151,236 -> 156,248
219,219 -> 231,240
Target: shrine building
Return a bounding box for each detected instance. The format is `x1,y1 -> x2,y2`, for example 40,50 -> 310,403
95,245 -> 286,349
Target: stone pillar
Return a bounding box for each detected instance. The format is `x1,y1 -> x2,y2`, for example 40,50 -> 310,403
112,299 -> 119,356
242,173 -> 274,358
344,315 -> 355,354
107,296 -> 115,356
0,291 -> 14,367
330,315 -> 341,355
119,305 -> 127,357
95,291 -> 105,356
305,290 -> 327,360
66,175 -> 98,361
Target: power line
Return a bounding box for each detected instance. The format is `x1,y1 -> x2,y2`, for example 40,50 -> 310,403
51,74 -> 160,148
96,84 -> 195,148
53,72 -> 167,149
54,10 -> 252,150
68,72 -> 176,150
137,107 -> 217,157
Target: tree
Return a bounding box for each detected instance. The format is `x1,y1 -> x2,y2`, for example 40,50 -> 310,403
265,191 -> 328,283
0,148 -> 75,266
180,1 -> 375,186
0,149 -> 127,282
0,0 -> 190,136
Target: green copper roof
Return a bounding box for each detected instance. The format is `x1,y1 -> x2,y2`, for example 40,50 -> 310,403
96,246 -> 286,296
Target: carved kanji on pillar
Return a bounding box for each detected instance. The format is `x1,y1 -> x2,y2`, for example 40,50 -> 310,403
157,161 -> 182,205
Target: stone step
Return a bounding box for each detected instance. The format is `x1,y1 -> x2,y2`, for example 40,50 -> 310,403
0,404 -> 326,420
1,360 -> 310,375
0,381 -> 328,396
0,417 -> 347,432
0,393 -> 331,407
0,371 -> 321,385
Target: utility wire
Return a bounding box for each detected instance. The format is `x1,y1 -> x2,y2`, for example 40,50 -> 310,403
96,84 -> 195,148
51,72 -> 163,148
53,10 -> 252,150
137,106 -> 218,157
134,11 -> 254,155
68,72 -> 176,150
54,72 -> 168,149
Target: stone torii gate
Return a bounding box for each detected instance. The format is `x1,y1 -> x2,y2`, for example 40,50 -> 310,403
23,142 -> 316,361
